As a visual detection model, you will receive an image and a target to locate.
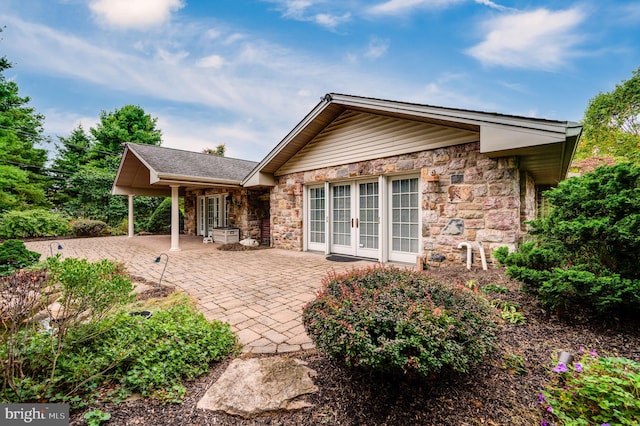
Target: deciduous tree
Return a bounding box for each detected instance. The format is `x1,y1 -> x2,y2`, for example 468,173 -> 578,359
576,67 -> 640,163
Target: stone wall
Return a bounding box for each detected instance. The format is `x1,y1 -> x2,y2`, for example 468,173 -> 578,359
184,188 -> 270,241
241,189 -> 270,241
270,173 -> 304,250
183,188 -> 243,236
520,172 -> 536,234
270,141 -> 522,266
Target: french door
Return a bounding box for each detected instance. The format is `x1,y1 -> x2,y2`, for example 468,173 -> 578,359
330,180 -> 379,258
305,176 -> 420,263
197,195 -> 227,236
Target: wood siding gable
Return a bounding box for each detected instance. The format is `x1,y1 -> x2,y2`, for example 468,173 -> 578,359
275,110 -> 479,176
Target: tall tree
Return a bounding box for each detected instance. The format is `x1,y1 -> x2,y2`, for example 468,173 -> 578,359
576,67 -> 640,163
89,105 -> 162,170
0,39 -> 49,211
58,105 -> 163,226
50,124 -> 92,205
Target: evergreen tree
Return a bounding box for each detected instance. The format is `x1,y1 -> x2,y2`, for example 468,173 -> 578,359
0,40 -> 49,212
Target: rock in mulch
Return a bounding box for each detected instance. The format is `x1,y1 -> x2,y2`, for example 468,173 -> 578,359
197,356 -> 318,418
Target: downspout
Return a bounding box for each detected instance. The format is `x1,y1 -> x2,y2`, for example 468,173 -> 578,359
457,242 -> 472,270
475,242 -> 488,271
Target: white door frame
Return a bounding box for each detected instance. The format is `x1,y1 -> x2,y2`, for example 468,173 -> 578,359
326,179 -> 381,259
387,175 -> 422,263
197,194 -> 228,236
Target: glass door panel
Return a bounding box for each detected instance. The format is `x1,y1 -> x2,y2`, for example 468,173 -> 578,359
357,181 -> 379,258
390,177 -> 419,262
331,184 -> 353,254
308,187 -> 326,251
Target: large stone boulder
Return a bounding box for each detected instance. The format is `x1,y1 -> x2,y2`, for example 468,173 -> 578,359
197,357 -> 318,418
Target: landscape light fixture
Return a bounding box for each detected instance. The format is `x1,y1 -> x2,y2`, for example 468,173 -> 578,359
49,242 -> 63,257
154,253 -> 169,288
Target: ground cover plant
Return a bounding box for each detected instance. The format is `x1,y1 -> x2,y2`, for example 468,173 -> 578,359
540,349 -> 640,425
496,163 -> 640,316
0,258 -> 238,409
303,266 -> 496,378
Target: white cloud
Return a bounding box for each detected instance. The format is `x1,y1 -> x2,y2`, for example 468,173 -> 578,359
314,12 -> 351,29
89,0 -> 184,30
196,54 -> 225,69
156,48 -> 189,65
466,8 -> 585,70
474,0 -> 508,11
279,0 -> 314,19
368,0 -> 508,15
266,0 -> 351,30
365,37 -> 390,59
368,0 -> 462,15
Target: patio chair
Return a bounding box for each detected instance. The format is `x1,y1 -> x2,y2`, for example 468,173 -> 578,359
203,230 -> 213,244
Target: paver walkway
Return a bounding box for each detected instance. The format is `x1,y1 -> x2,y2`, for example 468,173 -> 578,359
25,236 -> 378,354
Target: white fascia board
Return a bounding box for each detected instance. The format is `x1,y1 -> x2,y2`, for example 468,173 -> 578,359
479,125 -> 564,153
329,94 -> 570,134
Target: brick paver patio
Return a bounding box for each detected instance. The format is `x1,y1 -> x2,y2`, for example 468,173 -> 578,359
25,236 -> 377,354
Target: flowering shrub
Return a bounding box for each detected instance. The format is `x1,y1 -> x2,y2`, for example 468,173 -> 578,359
302,266 -> 496,377
539,348 -> 640,425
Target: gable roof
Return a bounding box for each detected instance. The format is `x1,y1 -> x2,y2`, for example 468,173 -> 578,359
243,93 -> 582,187
112,143 -> 258,196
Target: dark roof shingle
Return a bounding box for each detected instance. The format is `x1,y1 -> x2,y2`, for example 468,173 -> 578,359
127,143 -> 258,182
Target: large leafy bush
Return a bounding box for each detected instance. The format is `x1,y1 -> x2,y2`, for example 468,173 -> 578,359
497,163 -> 640,315
0,239 -> 41,276
303,266 -> 496,378
146,198 -> 184,234
0,209 -> 72,239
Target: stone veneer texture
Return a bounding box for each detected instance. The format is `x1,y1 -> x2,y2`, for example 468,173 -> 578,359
270,142 -> 522,266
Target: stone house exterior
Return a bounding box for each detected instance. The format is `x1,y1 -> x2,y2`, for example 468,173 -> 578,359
113,93 -> 581,267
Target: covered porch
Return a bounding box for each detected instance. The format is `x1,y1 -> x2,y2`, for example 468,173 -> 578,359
112,143 -> 259,251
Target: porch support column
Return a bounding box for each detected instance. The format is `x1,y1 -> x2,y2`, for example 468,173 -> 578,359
170,185 -> 181,252
127,195 -> 134,238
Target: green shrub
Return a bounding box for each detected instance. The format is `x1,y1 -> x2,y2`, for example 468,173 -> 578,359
497,163 -> 640,315
46,257 -> 135,325
1,302 -> 237,406
117,303 -> 237,398
146,198 -> 184,233
1,257 -> 237,407
303,266 -> 496,377
0,239 -> 41,276
71,219 -> 111,237
540,351 -> 640,425
0,209 -> 72,239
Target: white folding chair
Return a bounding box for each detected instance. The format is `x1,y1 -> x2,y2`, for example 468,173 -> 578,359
203,230 -> 213,244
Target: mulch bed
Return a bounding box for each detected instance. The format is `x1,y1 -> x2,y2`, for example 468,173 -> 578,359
70,267 -> 640,425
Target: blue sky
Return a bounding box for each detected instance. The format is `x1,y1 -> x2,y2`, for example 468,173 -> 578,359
1,0 -> 638,162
